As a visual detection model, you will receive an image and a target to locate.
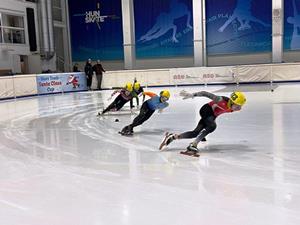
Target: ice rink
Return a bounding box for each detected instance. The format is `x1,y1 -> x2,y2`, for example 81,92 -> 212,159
0,83 -> 300,225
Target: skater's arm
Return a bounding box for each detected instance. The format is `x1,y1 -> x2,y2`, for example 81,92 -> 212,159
157,102 -> 169,110
193,91 -> 223,102
180,90 -> 222,102
111,90 -> 120,97
143,91 -> 156,98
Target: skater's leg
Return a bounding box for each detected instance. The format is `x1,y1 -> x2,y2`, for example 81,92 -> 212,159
130,103 -> 154,129
122,102 -> 154,133
102,95 -> 123,114
160,120 -> 204,149
102,101 -> 117,114
115,97 -> 129,111
177,119 -> 205,139
191,116 -> 216,147
160,111 -> 207,149
135,96 -> 139,107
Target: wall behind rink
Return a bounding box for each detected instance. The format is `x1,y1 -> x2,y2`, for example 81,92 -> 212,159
1,63 -> 300,100
100,63 -> 300,88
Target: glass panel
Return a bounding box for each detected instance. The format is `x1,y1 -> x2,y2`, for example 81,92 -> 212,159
3,28 -> 25,44
53,0 -> 61,8
0,13 -> 2,43
2,14 -> 24,28
53,7 -> 62,21
0,27 -> 2,43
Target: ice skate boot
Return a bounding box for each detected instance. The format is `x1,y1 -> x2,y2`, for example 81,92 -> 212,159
180,143 -> 200,157
159,132 -> 176,150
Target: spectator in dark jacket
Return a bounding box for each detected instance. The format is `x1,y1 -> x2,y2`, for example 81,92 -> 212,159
92,60 -> 106,90
84,59 -> 93,90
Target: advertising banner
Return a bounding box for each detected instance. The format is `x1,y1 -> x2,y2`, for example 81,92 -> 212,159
36,73 -> 87,94
134,0 -> 193,58
206,0 -> 272,55
170,67 -> 236,85
68,0 -> 123,61
284,0 -> 300,50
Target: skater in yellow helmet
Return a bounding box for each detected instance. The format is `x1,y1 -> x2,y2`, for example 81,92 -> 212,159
120,90 -> 171,135
130,81 -> 146,109
159,90 -> 246,155
99,83 -> 134,115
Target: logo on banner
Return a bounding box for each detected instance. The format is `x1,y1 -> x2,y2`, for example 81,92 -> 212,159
73,2 -> 120,30
66,75 -> 80,89
37,75 -> 62,93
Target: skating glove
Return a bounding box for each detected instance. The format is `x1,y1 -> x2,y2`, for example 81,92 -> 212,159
180,90 -> 194,99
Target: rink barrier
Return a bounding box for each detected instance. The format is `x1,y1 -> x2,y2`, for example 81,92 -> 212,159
1,63 -> 300,101
100,63 -> 300,89
0,72 -> 87,100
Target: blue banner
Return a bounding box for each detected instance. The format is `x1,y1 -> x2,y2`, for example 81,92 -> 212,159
37,73 -> 87,94
284,0 -> 300,50
206,0 -> 272,55
134,0 -> 193,59
68,0 -> 123,61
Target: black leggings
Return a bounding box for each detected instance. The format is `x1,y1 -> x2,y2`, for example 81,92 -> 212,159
102,95 -> 129,114
178,104 -> 217,140
86,74 -> 92,88
122,101 -> 155,132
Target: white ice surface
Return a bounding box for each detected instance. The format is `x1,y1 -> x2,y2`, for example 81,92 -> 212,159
0,84 -> 300,225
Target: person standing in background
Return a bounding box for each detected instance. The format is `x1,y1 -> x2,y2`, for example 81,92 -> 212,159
73,63 -> 80,72
93,60 -> 106,90
84,59 -> 93,90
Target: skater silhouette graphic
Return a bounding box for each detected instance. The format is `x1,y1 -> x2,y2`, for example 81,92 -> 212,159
218,0 -> 270,32
138,0 -> 192,43
287,0 -> 300,49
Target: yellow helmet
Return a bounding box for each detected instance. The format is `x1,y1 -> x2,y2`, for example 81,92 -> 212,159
134,82 -> 141,90
125,83 -> 133,92
230,91 -> 246,106
160,90 -> 170,99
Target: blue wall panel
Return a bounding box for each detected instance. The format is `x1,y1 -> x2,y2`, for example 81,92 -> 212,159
68,0 -> 124,61
134,0 -> 194,59
206,0 -> 272,55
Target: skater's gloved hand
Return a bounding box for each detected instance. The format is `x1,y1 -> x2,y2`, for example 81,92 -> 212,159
180,90 -> 194,99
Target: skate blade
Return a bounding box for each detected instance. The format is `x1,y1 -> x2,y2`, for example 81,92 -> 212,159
118,131 -> 133,136
159,132 -> 169,150
180,151 -> 200,157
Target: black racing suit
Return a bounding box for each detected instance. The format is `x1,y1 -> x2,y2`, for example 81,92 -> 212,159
102,89 -> 133,114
